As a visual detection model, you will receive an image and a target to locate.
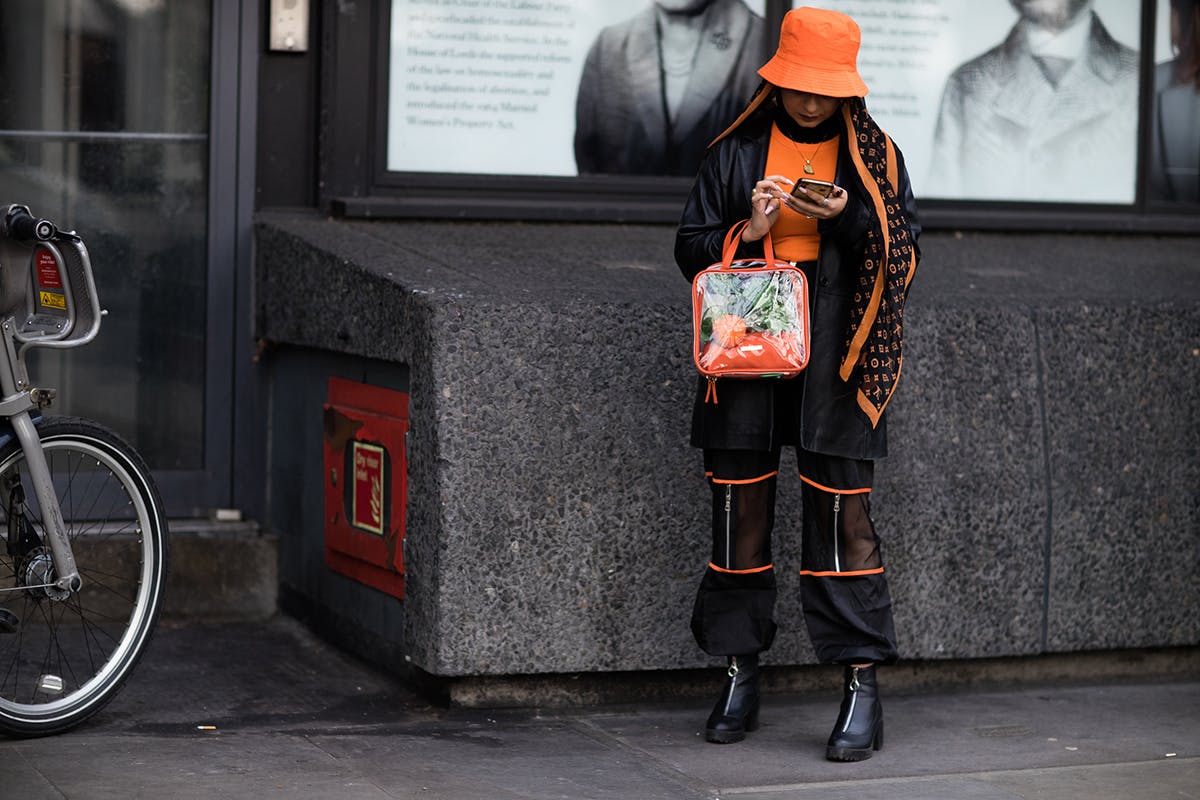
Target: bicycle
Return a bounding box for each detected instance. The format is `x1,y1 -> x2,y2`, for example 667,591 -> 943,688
0,204 -> 168,737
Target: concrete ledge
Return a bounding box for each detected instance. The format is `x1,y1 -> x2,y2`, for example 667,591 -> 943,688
161,520 -> 278,621
439,646 -> 1200,709
255,210 -> 1200,678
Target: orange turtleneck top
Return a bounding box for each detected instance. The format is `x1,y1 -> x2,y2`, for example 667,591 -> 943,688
764,123 -> 840,263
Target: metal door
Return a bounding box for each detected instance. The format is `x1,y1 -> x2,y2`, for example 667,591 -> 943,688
0,0 -> 249,515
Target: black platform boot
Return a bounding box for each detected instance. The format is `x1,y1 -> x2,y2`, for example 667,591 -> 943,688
705,654 -> 760,743
825,664 -> 882,761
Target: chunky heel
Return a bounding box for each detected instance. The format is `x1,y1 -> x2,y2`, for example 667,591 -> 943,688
704,655 -> 761,744
825,665 -> 883,762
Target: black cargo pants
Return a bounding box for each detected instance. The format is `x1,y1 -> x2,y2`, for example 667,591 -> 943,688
690,448 -> 898,665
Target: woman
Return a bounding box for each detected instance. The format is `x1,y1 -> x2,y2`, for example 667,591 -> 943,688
674,7 -> 920,762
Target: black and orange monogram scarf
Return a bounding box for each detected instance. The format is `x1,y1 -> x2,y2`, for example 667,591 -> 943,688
839,97 -> 917,428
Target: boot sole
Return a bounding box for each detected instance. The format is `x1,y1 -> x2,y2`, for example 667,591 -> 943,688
826,723 -> 882,762
705,712 -> 760,744
825,745 -> 873,761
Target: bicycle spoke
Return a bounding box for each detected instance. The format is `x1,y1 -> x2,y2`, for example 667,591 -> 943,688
0,424 -> 165,733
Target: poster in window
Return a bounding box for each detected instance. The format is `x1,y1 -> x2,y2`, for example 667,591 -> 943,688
387,0 -> 768,178
801,0 -> 1141,204
1149,0 -> 1200,204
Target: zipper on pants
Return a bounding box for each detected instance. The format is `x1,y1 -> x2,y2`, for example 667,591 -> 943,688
832,493 -> 842,573
724,484 -> 732,569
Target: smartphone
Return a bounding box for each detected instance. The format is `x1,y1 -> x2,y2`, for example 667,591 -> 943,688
792,178 -> 835,201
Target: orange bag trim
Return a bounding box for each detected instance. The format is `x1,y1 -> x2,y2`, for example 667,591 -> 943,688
704,377 -> 719,404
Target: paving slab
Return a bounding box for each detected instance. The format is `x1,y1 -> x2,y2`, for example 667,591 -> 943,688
580,681 -> 1199,792
723,759 -> 1200,800
0,618 -> 1196,800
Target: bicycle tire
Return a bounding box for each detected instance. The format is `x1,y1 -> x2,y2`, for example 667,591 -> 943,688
0,416 -> 168,737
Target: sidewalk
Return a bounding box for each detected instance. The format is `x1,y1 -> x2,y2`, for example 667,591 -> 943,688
3,617 -> 1196,799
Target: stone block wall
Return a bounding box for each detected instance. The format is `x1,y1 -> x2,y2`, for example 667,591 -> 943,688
257,211 -> 1200,677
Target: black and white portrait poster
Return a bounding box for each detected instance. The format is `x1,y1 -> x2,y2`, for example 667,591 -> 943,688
387,0 -> 768,178
801,0 -> 1142,204
1150,0 -> 1199,204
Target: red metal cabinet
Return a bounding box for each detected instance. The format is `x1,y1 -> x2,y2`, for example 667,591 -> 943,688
322,377 -> 408,598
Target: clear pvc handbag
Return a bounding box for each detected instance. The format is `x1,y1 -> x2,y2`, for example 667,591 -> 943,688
691,221 -> 810,402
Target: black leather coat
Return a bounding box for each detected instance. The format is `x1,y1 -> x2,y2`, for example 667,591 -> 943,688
675,112 -> 921,460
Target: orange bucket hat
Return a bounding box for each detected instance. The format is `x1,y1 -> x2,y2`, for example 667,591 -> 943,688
757,7 -> 869,98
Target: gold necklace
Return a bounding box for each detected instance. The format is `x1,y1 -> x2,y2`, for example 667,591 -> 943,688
791,137 -> 829,175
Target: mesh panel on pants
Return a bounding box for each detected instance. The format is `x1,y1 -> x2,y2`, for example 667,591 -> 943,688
710,478 -> 775,571
692,454 -> 780,656
797,470 -> 897,664
799,487 -> 882,575
692,448 -> 899,664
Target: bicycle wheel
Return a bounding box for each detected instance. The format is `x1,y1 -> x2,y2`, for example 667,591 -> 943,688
0,416 -> 167,737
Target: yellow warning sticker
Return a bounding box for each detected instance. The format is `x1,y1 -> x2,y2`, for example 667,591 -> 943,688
39,291 -> 66,310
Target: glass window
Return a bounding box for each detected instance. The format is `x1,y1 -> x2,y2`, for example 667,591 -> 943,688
355,0 -> 1198,229
386,0 -> 770,179
801,0 -> 1142,205
0,0 -> 211,470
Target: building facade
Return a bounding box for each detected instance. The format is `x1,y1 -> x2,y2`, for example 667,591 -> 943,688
2,0 -> 1197,683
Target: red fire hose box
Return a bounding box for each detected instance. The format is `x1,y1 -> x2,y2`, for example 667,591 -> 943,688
322,376 -> 408,599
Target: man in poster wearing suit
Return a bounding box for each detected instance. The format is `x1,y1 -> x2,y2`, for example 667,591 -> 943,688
574,0 -> 766,176
926,0 -> 1139,202
1150,0 -> 1200,203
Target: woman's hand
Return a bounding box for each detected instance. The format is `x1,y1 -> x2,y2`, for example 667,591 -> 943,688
743,175 -> 792,242
743,174 -> 848,242
786,181 -> 848,221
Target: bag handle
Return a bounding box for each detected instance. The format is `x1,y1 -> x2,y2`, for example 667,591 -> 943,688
719,219 -> 777,271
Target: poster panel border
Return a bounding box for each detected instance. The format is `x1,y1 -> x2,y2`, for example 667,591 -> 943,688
328,0 -> 1198,232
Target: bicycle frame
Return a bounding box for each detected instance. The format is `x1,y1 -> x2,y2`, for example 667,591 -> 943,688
0,205 -> 104,595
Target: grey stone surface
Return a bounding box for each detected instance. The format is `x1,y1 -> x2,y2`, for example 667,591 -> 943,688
255,211 -> 1200,678
584,680 -> 1200,789
3,619 -> 1198,800
881,303 -> 1047,660
1040,304 -> 1200,650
